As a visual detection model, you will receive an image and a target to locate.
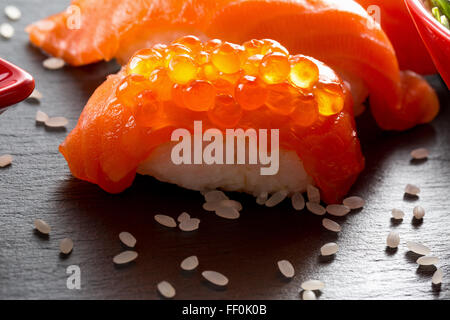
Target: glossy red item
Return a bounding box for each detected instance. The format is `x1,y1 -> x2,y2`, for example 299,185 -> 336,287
405,0 -> 450,87
0,57 -> 35,112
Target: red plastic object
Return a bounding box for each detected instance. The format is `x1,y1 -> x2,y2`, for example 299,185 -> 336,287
0,57 -> 35,113
405,0 -> 450,88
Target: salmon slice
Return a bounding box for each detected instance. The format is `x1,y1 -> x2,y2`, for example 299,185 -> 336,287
355,0 -> 436,75
60,37 -> 364,203
27,0 -> 439,131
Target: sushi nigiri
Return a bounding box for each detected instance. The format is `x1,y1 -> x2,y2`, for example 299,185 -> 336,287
355,0 -> 436,75
27,0 -> 439,131
59,37 -> 364,204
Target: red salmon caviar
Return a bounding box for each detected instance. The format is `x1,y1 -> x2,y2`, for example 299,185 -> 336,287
117,74 -> 151,107
172,35 -> 203,54
235,76 -> 267,111
261,39 -> 289,56
242,54 -> 263,76
148,68 -> 172,101
315,83 -> 345,116
211,42 -> 243,74
164,44 -> 192,67
208,94 -> 243,127
168,54 -> 198,84
289,55 -> 320,89
290,97 -> 319,126
182,80 -> 216,111
243,39 -> 264,56
265,83 -> 297,115
128,49 -> 163,77
259,52 -> 290,84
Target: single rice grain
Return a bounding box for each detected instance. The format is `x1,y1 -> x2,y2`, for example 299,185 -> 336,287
215,206 -> 240,220
0,23 -> 14,38
432,268 -> 443,285
301,280 -> 325,291
204,190 -> 228,202
154,214 -> 177,228
35,110 -> 48,123
181,255 -> 199,271
202,270 -> 229,286
291,192 -> 305,210
306,184 -> 320,203
45,116 -> 68,128
326,204 -> 350,217
119,231 -> 136,248
413,206 -> 425,219
386,231 -> 400,248
179,218 -> 200,232
219,199 -> 242,211
4,5 -> 21,20
265,190 -> 288,207
405,184 -> 420,196
177,212 -> 190,222
411,148 -> 429,160
43,57 -> 65,70
277,260 -> 295,278
342,196 -> 365,209
320,242 -> 338,256
391,209 -> 405,220
113,251 -> 138,264
59,238 -> 73,254
306,202 -> 326,216
417,256 -> 439,266
34,219 -> 50,234
157,281 -> 176,298
0,154 -> 13,167
302,290 -> 316,300
406,241 -> 430,255
322,218 -> 341,232
28,89 -> 43,102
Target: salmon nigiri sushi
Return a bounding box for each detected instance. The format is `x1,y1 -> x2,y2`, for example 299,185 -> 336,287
27,0 -> 439,131
59,37 -> 364,204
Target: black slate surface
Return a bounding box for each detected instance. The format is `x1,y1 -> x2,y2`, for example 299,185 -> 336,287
0,0 -> 449,300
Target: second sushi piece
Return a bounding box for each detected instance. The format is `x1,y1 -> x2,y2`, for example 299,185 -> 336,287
59,37 -> 365,204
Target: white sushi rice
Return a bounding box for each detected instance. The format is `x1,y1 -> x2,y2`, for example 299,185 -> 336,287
35,110 -> 48,123
43,57 -> 65,70
406,241 -> 431,255
306,184 -> 320,203
391,209 -> 405,220
301,280 -> 325,291
59,238 -> 73,254
0,154 -> 13,167
265,190 -> 288,207
34,219 -> 50,234
411,148 -> 429,160
320,242 -> 338,256
137,143 -> 314,198
215,206 -> 240,220
291,192 -> 305,210
302,290 -> 316,300
119,231 -> 136,248
416,256 -> 439,266
0,23 -> 14,39
202,271 -> 229,286
154,214 -> 177,228
113,251 -> 138,264
322,218 -> 341,232
179,218 -> 200,231
405,184 -> 420,196
181,255 -> 199,271
157,281 -> 176,298
177,212 -> 190,222
386,231 -> 400,248
277,260 -> 295,278
326,204 -> 350,217
432,268 -> 443,285
413,206 -> 425,219
306,202 -> 326,215
4,5 -> 21,20
342,196 -> 365,209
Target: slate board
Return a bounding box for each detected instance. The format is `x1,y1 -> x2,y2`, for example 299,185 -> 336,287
0,0 -> 449,300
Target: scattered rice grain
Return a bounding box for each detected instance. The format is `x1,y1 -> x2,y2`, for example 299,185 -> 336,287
219,199 -> 242,211
417,256 -> 439,266
386,231 -> 400,248
35,110 -> 48,123
157,281 -> 176,298
411,148 -> 429,160
301,280 -> 325,291
406,241 -> 430,255
154,214 -> 177,228
326,204 -> 350,217
322,218 -> 341,232
342,196 -> 365,209
302,290 -> 316,300
320,242 -> 338,256
34,219 -> 50,235
265,190 -> 288,207
119,231 -> 136,248
0,154 -> 13,167
45,116 -> 68,128
256,191 -> 268,205
204,190 -> 228,202
215,206 -> 240,220
306,202 -> 326,216
432,268 -> 443,285
177,212 -> 190,222
4,5 -> 21,20
0,23 -> 14,38
113,251 -> 138,264
180,255 -> 199,271
202,201 -> 221,212
405,184 -> 420,196
277,260 -> 295,278
291,192 -> 305,210
179,218 -> 200,231
28,89 -> 43,102
306,184 -> 320,203
391,208 -> 405,220
42,57 -> 65,70
59,238 -> 73,254
202,270 -> 228,286
413,206 -> 425,219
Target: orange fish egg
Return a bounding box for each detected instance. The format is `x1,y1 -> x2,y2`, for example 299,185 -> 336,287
172,35 -> 203,54
201,63 -> 220,81
208,94 -> 243,128
242,54 -> 263,77
134,90 -> 163,127
243,39 -> 264,56
196,51 -> 210,65
116,74 -> 151,107
128,49 -> 163,77
213,78 -> 235,96
152,43 -> 168,55
290,97 -> 319,126
164,43 -> 192,67
168,54 -> 198,85
261,39 -> 289,56
289,55 -> 320,89
148,68 -> 173,101
182,80 -> 216,111
211,42 -> 243,74
235,75 -> 268,111
265,83 -> 298,115
259,52 -> 290,84
204,39 -> 222,52
315,83 -> 345,116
